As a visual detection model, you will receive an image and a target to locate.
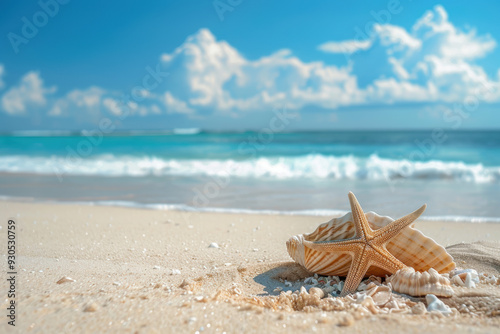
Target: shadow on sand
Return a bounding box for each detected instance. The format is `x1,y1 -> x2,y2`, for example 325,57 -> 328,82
252,262 -> 312,296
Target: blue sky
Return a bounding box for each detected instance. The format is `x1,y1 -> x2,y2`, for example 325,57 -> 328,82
0,0 -> 499,131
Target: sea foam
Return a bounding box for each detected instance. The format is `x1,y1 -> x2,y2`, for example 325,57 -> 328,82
0,154 -> 498,183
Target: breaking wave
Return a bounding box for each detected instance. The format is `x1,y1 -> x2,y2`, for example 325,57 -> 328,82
0,154 -> 499,183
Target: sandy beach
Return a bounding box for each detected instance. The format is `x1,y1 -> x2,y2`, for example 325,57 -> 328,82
0,200 -> 499,333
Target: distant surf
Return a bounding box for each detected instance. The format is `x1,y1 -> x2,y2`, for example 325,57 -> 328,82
0,153 -> 498,183
1,130 -> 499,221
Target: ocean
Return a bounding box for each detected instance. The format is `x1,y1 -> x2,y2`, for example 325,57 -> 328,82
1,130 -> 499,222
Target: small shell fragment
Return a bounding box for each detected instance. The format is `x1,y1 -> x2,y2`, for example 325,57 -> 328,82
464,273 -> 476,288
451,275 -> 465,286
83,303 -> 98,312
56,276 -> 75,284
426,294 -> 452,315
366,284 -> 392,306
450,268 -> 479,283
309,287 -> 325,299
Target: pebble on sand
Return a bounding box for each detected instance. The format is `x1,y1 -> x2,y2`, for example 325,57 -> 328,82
208,242 -> 220,248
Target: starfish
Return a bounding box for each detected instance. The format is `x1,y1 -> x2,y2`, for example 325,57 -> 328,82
303,192 -> 426,297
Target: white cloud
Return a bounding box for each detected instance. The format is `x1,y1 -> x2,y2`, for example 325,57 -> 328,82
1,5 -> 499,122
161,28 -> 362,112
159,15 -> 499,116
315,5 -> 500,105
49,86 -> 105,117
50,87 -> 161,119
318,40 -> 372,54
164,92 -> 194,114
1,71 -> 55,115
374,24 -> 422,51
413,5 -> 496,60
102,97 -> 122,116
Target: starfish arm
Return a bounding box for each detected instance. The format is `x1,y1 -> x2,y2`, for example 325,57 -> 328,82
373,204 -> 427,245
368,244 -> 408,274
348,192 -> 374,240
339,245 -> 371,297
302,238 -> 362,253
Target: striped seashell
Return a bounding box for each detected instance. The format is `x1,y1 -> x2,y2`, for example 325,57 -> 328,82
286,211 -> 455,277
387,267 -> 454,297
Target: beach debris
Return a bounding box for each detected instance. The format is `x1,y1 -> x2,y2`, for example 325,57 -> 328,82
286,192 -> 455,296
171,269 -> 181,275
309,287 -> 324,299
485,274 -> 497,285
113,282 -> 121,286
449,268 -> 481,288
208,242 -> 219,248
179,279 -> 200,292
194,295 -> 209,303
411,302 -> 427,315
363,283 -> 392,306
425,294 -> 453,316
450,268 -> 479,280
56,276 -> 75,284
83,302 -> 99,312
217,278 -> 418,317
153,265 -> 161,269
450,268 -> 479,283
387,267 -> 454,297
451,275 -> 465,286
464,273 -> 476,288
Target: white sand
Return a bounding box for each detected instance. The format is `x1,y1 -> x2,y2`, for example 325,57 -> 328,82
0,201 -> 499,333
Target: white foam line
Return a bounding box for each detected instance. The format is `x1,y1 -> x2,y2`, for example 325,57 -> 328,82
0,153 -> 499,183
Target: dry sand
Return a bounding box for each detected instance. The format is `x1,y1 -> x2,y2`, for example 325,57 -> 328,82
0,201 -> 499,333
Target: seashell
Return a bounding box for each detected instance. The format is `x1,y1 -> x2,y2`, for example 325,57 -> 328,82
486,275 -> 497,285
287,210 -> 456,278
464,273 -> 476,288
354,293 -> 378,314
365,283 -> 392,306
387,267 -> 454,297
426,294 -> 452,315
450,268 -> 479,283
308,287 -> 325,299
450,275 -> 465,286
411,302 -> 427,315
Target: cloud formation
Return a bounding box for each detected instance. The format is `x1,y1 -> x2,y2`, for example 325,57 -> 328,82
157,5 -> 500,114
0,5 -> 498,122
1,71 -> 55,115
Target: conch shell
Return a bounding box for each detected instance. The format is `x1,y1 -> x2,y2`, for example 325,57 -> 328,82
287,211 -> 455,277
387,267 -> 454,297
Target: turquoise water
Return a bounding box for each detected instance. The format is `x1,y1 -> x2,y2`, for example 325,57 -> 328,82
0,130 -> 499,221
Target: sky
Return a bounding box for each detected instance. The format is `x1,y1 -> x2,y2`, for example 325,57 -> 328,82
0,0 -> 499,131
